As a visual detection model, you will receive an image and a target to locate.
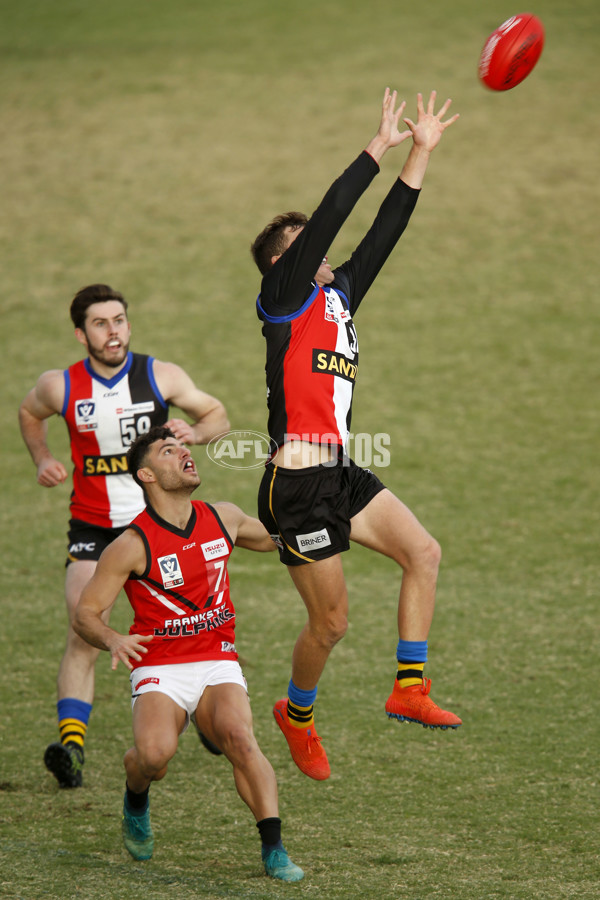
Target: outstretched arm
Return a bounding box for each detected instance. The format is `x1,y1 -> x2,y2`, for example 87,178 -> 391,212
399,91 -> 459,189
334,91 -> 459,313
259,92 -> 408,313
74,530 -> 153,671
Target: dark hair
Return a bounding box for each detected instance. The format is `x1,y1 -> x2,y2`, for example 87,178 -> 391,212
250,212 -> 308,275
70,284 -> 128,330
127,426 -> 176,488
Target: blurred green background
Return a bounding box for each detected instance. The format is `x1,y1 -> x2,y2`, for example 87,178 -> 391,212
1,2 -> 599,897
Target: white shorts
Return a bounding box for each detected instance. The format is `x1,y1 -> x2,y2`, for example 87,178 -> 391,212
130,660 -> 248,732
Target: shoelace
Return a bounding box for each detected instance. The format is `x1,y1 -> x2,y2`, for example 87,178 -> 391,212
305,729 -> 323,755
420,677 -> 432,696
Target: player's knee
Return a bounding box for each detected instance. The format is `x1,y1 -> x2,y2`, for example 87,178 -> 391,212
399,533 -> 441,577
63,630 -> 101,667
329,613 -> 348,645
425,535 -> 442,570
414,535 -> 441,576
220,723 -> 258,764
133,738 -> 175,778
313,609 -> 348,648
66,625 -> 98,652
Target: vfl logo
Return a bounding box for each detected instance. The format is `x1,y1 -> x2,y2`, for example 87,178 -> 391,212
157,553 -> 184,588
75,399 -> 98,432
76,400 -> 95,419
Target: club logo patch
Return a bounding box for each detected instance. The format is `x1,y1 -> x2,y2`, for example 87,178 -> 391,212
75,399 -> 98,431
157,553 -> 184,588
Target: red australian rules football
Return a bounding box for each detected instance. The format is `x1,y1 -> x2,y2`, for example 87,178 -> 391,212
479,13 -> 545,91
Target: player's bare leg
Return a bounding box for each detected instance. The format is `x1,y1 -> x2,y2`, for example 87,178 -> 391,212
125,692 -> 184,788
272,555 -> 348,781
196,683 -> 279,820
287,555 -> 348,690
59,561 -> 102,703
350,489 -> 439,639
121,692 -> 184,860
45,560 -> 100,787
196,684 -> 304,881
350,489 -> 461,729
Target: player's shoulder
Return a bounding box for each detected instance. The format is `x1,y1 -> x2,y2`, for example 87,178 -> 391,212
151,357 -> 183,374
210,501 -> 245,531
37,367 -> 67,384
151,358 -> 192,391
119,525 -> 148,574
210,500 -> 242,518
31,368 -> 67,410
99,525 -> 146,570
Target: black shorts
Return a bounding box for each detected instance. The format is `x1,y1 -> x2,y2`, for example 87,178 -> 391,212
258,456 -> 386,567
66,519 -> 127,566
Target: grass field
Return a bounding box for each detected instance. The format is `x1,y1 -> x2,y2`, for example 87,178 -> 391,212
1,1 -> 599,897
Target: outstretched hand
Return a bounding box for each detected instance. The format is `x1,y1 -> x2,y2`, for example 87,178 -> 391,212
403,91 -> 459,153
376,87 -> 411,149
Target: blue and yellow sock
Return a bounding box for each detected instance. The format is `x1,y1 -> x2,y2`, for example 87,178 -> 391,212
395,640 -> 428,688
57,698 -> 92,751
286,680 -> 317,730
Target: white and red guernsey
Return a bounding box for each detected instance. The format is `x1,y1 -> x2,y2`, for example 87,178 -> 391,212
124,500 -> 237,668
256,151 -> 420,457
62,352 -> 169,528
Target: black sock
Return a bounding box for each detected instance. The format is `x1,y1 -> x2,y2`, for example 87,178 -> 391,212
256,817 -> 282,848
125,782 -> 149,813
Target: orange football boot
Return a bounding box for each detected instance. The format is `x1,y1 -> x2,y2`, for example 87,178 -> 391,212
385,677 -> 462,729
273,699 -> 331,780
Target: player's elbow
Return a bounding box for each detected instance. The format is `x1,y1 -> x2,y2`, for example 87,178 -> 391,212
207,405 -> 230,439
72,609 -> 86,640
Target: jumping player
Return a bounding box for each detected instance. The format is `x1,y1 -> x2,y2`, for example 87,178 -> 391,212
250,90 -> 462,781
73,426 -> 304,883
19,284 -> 229,788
